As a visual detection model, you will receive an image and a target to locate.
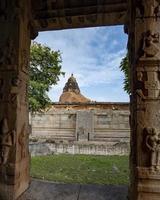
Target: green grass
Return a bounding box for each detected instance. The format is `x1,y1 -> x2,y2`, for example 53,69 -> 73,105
30,154 -> 129,185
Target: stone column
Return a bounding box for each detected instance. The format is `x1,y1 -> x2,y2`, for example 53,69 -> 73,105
129,0 -> 160,199
0,0 -> 33,199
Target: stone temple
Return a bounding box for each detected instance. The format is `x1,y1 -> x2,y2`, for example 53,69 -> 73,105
1,1 -> 160,199
30,75 -> 130,156
59,74 -> 90,103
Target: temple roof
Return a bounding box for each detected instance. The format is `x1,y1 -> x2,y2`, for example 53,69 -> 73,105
59,74 -> 91,103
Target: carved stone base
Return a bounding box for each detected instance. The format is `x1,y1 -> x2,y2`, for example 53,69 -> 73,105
137,167 -> 160,200
0,156 -> 30,200
138,193 -> 160,200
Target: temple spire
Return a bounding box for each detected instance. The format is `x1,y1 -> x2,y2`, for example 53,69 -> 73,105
63,74 -> 80,94
59,74 -> 90,103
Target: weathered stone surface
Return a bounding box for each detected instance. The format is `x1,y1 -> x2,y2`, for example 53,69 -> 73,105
29,141 -> 130,156
59,74 -> 90,103
128,0 -> 160,199
30,105 -> 130,145
0,0 -> 31,199
59,91 -> 91,103
30,104 -> 130,156
32,0 -> 127,31
1,0 -> 160,199
76,111 -> 94,141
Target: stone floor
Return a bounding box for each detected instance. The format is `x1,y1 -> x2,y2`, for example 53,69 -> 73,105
19,179 -> 128,200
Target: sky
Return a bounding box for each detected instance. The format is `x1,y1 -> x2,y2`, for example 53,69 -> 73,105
35,25 -> 129,102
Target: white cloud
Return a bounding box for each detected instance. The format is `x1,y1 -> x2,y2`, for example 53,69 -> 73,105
35,26 -> 129,102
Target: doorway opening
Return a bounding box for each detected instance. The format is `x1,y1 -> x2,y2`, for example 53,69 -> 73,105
29,26 -> 130,187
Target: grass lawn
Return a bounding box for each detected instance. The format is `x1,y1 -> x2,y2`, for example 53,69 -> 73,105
30,154 -> 129,185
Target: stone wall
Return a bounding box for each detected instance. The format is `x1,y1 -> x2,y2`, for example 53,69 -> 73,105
29,141 -> 129,156
30,103 -> 130,156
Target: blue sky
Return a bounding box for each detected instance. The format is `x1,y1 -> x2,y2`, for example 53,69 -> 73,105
35,25 -> 129,102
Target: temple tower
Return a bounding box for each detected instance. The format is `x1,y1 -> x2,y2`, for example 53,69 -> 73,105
59,74 -> 91,103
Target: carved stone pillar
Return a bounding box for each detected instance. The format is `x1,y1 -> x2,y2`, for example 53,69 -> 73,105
129,0 -> 160,199
0,0 -> 32,199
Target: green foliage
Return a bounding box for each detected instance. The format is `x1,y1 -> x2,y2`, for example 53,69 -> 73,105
29,42 -> 64,112
31,154 -> 129,185
119,53 -> 131,94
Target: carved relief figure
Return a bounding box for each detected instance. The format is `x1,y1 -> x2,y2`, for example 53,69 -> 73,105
143,0 -> 159,16
0,0 -> 24,21
141,30 -> 160,59
144,71 -> 160,99
10,76 -> 21,100
154,2 -> 160,19
0,118 -> 14,165
136,0 -> 144,18
6,39 -> 16,65
11,76 -> 20,87
0,38 -> 16,66
145,127 -> 160,169
136,0 -> 160,19
21,50 -> 29,73
143,0 -> 157,17
18,124 -> 26,159
136,72 -> 146,103
11,0 -> 25,21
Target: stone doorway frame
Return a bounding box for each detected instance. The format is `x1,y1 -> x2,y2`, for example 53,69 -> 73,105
1,1 -> 160,200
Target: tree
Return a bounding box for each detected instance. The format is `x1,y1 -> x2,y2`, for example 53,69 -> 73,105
119,53 -> 131,95
29,42 -> 64,113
